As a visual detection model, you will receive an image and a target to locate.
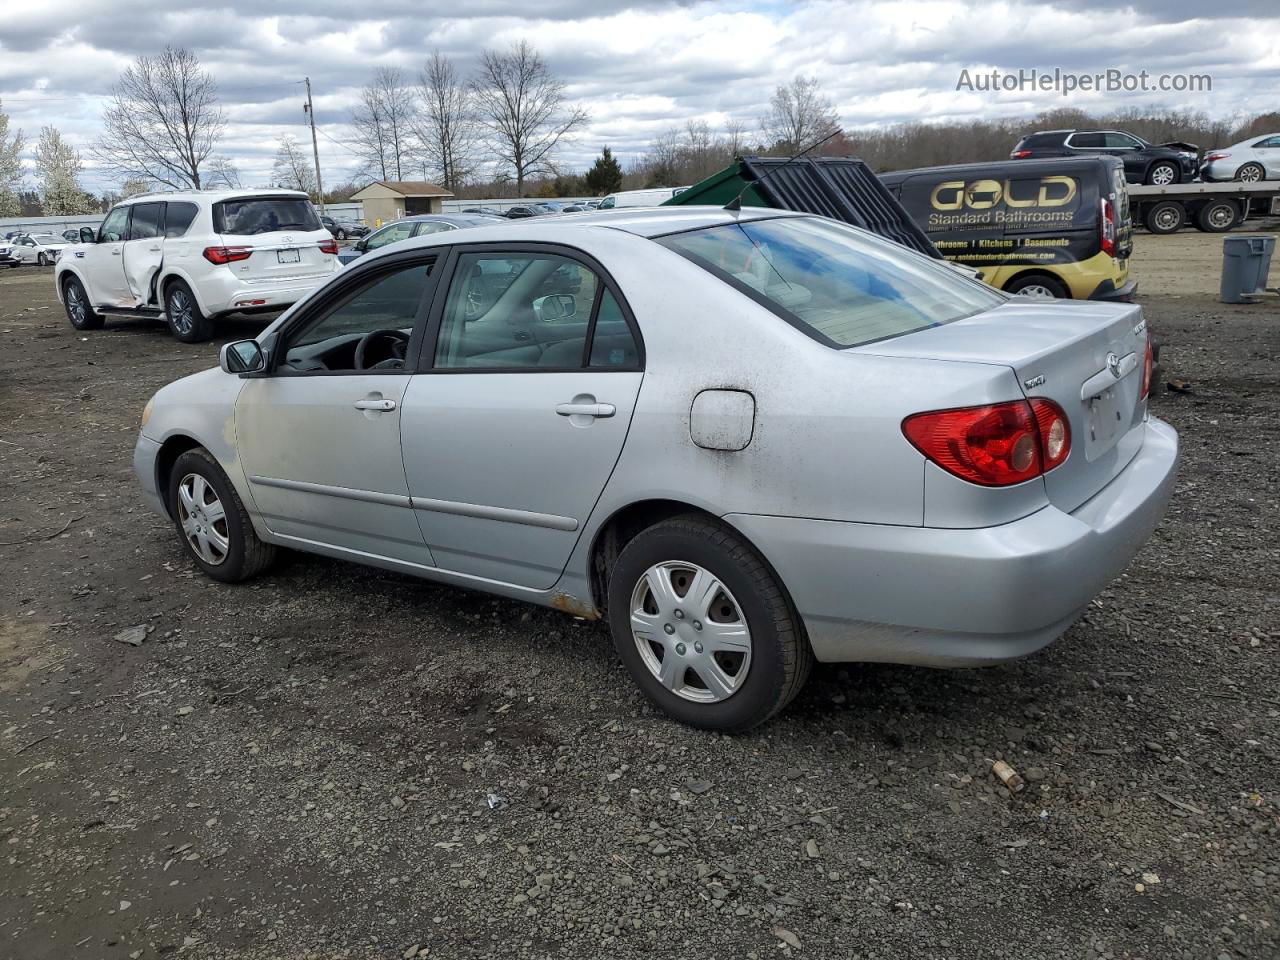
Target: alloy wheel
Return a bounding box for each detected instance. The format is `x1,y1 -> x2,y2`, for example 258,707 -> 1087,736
1238,165 -> 1263,183
629,561 -> 752,703
1150,164 -> 1176,185
66,283 -> 86,324
1018,283 -> 1058,299
177,473 -> 230,565
168,288 -> 194,335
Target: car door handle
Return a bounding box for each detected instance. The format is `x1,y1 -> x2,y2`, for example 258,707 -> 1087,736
555,401 -> 615,418
354,398 -> 397,412
111,250 -> 122,256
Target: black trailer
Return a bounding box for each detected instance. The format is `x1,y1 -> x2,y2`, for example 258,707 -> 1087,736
1129,181 -> 1280,234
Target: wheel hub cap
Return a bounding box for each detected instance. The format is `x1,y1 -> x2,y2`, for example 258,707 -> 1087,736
630,561 -> 752,704
177,473 -> 229,566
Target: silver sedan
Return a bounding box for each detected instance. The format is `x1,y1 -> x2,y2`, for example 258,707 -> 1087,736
134,208 -> 1178,730
1201,133 -> 1280,182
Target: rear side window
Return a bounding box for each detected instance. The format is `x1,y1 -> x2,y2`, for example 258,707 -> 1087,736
1021,133 -> 1065,148
127,203 -> 164,241
660,217 -> 1004,349
1068,132 -> 1105,148
214,197 -> 320,235
164,202 -> 199,238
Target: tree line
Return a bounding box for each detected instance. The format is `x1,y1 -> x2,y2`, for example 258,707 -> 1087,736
2,47 -> 1278,219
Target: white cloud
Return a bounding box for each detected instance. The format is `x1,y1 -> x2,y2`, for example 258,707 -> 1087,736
1,0 -> 1276,191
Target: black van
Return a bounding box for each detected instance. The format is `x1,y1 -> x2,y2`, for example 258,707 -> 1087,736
879,156 -> 1135,300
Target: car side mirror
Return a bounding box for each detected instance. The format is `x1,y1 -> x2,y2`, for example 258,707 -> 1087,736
220,339 -> 267,376
80,227 -> 97,243
533,293 -> 577,323
354,239 -> 367,252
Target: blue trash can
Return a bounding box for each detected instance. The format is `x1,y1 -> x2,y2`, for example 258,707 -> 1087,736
1220,235 -> 1275,303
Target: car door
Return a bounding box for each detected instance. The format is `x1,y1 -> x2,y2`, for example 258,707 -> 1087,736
234,253 -> 441,564
121,201 -> 165,306
1102,133 -> 1146,182
400,245 -> 645,589
1255,136 -> 1280,178
81,206 -> 133,307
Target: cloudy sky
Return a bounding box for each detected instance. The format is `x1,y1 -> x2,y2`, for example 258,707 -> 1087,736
1,0 -> 1278,193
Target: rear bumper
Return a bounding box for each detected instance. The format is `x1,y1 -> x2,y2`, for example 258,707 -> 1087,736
727,416 -> 1179,666
201,268 -> 339,316
1089,277 -> 1139,302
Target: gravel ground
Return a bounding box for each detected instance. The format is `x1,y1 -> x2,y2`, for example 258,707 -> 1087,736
1,229 -> 1277,960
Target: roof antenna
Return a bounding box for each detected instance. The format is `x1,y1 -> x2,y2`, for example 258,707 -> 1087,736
724,128 -> 844,213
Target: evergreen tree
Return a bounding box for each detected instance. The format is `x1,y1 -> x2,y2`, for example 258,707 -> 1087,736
584,146 -> 622,195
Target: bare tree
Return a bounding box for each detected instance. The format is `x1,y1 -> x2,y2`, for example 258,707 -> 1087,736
723,117 -> 748,158
0,99 -> 24,217
272,134 -> 316,195
761,76 -> 840,153
413,50 -> 479,192
471,41 -> 588,195
206,156 -> 241,188
351,68 -> 417,181
35,126 -> 90,215
94,47 -> 224,189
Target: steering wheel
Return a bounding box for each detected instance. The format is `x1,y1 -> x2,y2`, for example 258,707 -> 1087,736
353,329 -> 411,370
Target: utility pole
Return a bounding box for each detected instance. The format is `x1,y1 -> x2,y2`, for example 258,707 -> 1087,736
303,77 -> 325,214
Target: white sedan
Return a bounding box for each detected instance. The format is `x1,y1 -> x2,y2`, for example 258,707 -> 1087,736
10,233 -> 69,266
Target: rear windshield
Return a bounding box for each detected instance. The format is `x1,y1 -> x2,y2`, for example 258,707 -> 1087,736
215,197 -> 321,235
659,216 -> 1005,348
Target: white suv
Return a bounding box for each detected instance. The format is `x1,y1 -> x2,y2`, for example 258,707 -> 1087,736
55,189 -> 340,342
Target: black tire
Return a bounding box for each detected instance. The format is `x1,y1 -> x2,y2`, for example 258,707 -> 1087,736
164,279 -> 214,343
1234,163 -> 1265,183
167,448 -> 275,583
336,229 -> 347,241
1196,199 -> 1240,233
61,275 -> 104,331
1006,273 -> 1069,299
37,252 -> 49,267
1144,200 -> 1186,235
606,515 -> 812,732
1145,161 -> 1179,186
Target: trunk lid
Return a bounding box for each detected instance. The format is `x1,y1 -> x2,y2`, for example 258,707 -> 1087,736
859,299 -> 1149,512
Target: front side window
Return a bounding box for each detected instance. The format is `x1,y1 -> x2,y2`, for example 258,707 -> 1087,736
365,221 -> 415,250
660,217 -> 1005,349
165,202 -> 199,238
434,253 -> 603,369
1104,133 -> 1142,149
214,197 -> 320,235
100,207 -> 129,242
127,203 -> 164,241
280,260 -> 436,373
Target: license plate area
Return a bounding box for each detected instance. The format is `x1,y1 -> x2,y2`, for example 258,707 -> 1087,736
277,248 -> 301,265
1085,389 -> 1124,460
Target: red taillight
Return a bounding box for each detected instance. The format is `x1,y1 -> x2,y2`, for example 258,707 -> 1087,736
1100,198 -> 1116,258
1010,149 -> 1032,159
319,238 -> 338,255
1139,333 -> 1153,400
203,245 -> 252,265
903,398 -> 1071,487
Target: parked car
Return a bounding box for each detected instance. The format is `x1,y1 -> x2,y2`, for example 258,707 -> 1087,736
881,156 -> 1135,300
10,233 -> 69,266
0,236 -> 17,267
54,189 -> 340,343
319,214 -> 370,240
1200,133 -> 1280,182
582,199 -> 603,209
337,213 -> 505,265
503,204 -> 548,219
133,207 -> 1177,731
599,187 -> 686,209
461,206 -> 506,216
560,203 -> 592,213
1010,129 -> 1198,185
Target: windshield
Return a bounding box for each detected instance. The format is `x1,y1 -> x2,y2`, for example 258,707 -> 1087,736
659,216 -> 1005,349
215,197 -> 321,235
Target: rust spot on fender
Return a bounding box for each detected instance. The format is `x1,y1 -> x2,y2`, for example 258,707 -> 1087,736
551,593 -> 601,620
